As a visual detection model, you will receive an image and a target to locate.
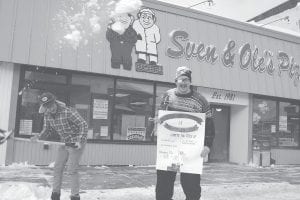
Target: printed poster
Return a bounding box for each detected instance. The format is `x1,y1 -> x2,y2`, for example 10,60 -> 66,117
127,127 -> 146,141
93,99 -> 108,119
156,110 -> 205,174
279,116 -> 287,131
100,126 -> 109,137
19,119 -> 33,135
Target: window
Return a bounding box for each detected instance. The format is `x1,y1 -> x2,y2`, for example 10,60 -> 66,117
112,79 -> 154,141
17,66 -> 176,143
252,96 -> 300,149
71,74 -> 114,140
18,68 -> 68,137
278,102 -> 300,147
252,98 -> 276,150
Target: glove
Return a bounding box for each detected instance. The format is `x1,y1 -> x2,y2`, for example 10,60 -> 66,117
200,146 -> 210,158
65,142 -> 82,149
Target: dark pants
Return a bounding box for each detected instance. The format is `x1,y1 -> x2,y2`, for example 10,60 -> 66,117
156,170 -> 201,200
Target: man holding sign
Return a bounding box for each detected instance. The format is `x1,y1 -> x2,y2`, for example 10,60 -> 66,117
155,66 -> 215,200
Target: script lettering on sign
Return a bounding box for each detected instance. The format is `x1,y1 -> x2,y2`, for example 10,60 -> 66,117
166,30 -> 300,87
167,30 -> 218,64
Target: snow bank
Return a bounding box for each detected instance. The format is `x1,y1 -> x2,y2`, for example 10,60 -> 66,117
4,162 -> 37,169
0,182 -> 51,200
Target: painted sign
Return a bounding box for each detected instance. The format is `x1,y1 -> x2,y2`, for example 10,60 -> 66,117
106,7 -> 163,74
196,87 -> 248,105
156,111 -> 205,174
167,31 -> 300,87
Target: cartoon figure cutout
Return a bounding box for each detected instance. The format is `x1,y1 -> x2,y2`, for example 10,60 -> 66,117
106,13 -> 138,70
106,8 -> 163,74
133,8 -> 161,65
133,8 -> 163,74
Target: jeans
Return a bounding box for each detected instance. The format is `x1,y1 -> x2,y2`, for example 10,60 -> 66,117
52,145 -> 85,196
156,170 -> 201,200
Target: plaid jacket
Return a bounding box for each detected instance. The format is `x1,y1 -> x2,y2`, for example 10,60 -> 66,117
41,104 -> 88,143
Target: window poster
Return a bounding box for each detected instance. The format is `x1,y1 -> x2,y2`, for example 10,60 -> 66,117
271,125 -> 276,133
19,119 -> 33,135
279,116 -> 288,131
156,110 -> 205,174
127,127 -> 146,141
93,99 -> 108,119
87,129 -> 93,139
100,126 -> 108,137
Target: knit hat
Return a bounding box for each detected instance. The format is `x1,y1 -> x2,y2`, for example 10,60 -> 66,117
175,66 -> 192,81
38,92 -> 56,113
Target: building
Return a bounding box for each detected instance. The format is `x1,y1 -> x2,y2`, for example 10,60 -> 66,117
248,0 -> 300,33
0,0 -> 299,166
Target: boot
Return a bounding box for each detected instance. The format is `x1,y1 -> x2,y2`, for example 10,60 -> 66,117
70,194 -> 80,200
51,192 -> 60,200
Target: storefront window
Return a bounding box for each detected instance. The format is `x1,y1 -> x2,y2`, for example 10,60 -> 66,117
278,102 -> 300,147
252,96 -> 300,149
18,69 -> 68,137
113,79 -> 154,141
252,98 -> 276,150
18,66 -> 175,144
71,74 -> 114,140
155,84 -> 174,113
153,84 -> 174,140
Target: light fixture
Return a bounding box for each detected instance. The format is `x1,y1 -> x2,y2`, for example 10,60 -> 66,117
215,108 -> 222,112
115,93 -> 130,97
130,102 -> 147,105
188,0 -> 214,8
261,16 -> 289,27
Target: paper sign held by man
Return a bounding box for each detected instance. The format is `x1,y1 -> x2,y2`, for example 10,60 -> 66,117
156,110 -> 206,174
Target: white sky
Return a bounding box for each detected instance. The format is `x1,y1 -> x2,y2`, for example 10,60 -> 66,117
157,0 -> 288,22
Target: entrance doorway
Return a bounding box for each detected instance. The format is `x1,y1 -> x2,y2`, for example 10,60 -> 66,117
209,105 -> 230,162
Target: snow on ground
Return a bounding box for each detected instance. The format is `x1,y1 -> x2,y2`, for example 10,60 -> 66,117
1,162 -> 300,200
1,182 -> 300,200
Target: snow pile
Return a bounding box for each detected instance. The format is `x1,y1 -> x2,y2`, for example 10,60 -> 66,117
110,0 -> 142,17
94,165 -> 109,169
5,162 -> 37,169
48,162 -> 55,168
0,182 -> 51,200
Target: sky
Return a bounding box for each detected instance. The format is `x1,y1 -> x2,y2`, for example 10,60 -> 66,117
157,0 -> 288,22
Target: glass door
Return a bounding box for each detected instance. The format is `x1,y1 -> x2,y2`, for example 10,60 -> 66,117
209,105 -> 230,162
